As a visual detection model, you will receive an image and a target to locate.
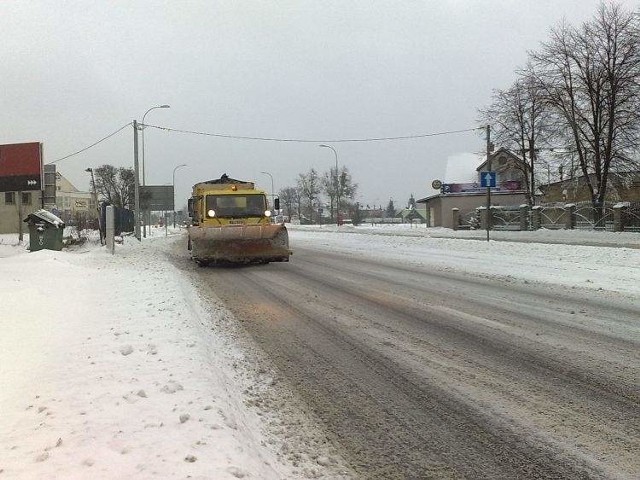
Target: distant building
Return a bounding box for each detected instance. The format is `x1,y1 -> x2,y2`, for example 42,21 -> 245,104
418,149 -> 530,229
539,171 -> 640,203
398,206 -> 427,223
53,172 -> 96,225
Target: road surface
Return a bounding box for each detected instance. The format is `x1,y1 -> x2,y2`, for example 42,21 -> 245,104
168,235 -> 639,479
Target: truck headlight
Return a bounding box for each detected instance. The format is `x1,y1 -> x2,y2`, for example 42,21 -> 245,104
264,210 -> 272,217
207,209 -> 216,217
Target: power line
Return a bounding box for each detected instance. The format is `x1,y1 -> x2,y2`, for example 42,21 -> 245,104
143,124 -> 483,143
47,122 -> 132,164
45,122 -> 483,165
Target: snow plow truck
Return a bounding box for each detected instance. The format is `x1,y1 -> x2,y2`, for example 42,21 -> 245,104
187,174 -> 291,265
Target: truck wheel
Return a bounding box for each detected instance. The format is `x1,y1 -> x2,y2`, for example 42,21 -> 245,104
187,236 -> 192,251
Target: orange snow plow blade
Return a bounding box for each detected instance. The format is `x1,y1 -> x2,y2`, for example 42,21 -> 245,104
189,223 -> 291,265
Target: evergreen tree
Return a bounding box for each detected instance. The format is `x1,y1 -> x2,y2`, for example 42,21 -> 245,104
386,199 -> 396,218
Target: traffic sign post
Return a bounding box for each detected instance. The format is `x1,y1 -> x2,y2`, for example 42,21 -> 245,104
480,171 -> 497,188
484,125 -> 492,242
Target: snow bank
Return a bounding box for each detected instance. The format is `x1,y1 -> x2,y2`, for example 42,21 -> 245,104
0,233 -> 303,479
289,224 -> 640,297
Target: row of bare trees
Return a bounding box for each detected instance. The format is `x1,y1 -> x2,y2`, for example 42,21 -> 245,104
279,166 -> 358,223
89,163 -> 360,224
479,2 -> 640,207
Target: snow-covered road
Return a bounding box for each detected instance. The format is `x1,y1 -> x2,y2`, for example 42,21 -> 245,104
177,226 -> 639,479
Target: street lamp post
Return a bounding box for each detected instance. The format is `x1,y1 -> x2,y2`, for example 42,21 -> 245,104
172,163 -> 187,228
319,144 -> 339,225
141,104 -> 170,237
260,171 -> 275,214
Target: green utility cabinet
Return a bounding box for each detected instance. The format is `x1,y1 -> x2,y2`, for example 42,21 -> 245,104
24,210 -> 66,252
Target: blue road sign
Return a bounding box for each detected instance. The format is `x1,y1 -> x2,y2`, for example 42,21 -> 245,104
480,171 -> 497,188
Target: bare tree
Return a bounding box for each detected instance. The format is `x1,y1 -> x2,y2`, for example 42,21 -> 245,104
321,167 -> 339,221
94,165 -> 135,209
278,186 -> 301,219
529,2 -> 640,207
479,72 -> 550,205
297,168 -> 321,223
323,166 -> 358,221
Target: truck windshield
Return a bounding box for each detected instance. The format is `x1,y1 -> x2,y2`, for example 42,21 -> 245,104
205,194 -> 266,218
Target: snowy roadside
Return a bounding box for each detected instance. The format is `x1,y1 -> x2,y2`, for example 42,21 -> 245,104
0,231 -> 346,480
288,224 -> 640,299
290,223 -> 640,249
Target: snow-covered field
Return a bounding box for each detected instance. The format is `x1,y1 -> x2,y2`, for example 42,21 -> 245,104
1,225 -> 638,479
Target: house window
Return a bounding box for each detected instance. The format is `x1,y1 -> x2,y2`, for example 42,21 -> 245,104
5,192 -> 15,205
22,192 -> 32,205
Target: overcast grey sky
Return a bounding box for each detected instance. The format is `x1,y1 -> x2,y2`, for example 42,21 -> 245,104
3,0 -> 638,209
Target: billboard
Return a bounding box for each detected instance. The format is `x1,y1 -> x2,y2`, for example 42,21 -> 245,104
140,185 -> 174,210
43,164 -> 57,207
0,142 -> 43,192
441,180 -> 522,194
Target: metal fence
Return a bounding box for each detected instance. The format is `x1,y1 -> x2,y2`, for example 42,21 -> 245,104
453,201 -> 638,232
573,202 -> 615,231
100,203 -> 134,236
538,204 -> 568,230
458,210 -> 480,230
621,202 -> 640,232
491,206 -> 523,231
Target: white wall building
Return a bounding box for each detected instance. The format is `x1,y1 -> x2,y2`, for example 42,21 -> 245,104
0,171 -> 95,234
0,190 -> 42,235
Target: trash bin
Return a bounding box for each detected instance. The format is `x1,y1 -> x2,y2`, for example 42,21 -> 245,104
24,209 -> 66,252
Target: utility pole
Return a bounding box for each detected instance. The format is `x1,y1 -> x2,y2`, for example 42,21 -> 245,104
86,167 -> 103,245
172,163 -> 187,228
133,120 -> 141,241
260,171 -> 275,213
529,137 -> 536,207
485,124 -> 492,242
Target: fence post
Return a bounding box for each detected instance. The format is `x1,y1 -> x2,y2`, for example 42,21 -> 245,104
565,204 -> 576,230
452,208 -> 460,230
488,206 -> 495,231
613,202 -> 627,232
478,206 -> 487,230
531,206 -> 541,230
519,204 -> 529,231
